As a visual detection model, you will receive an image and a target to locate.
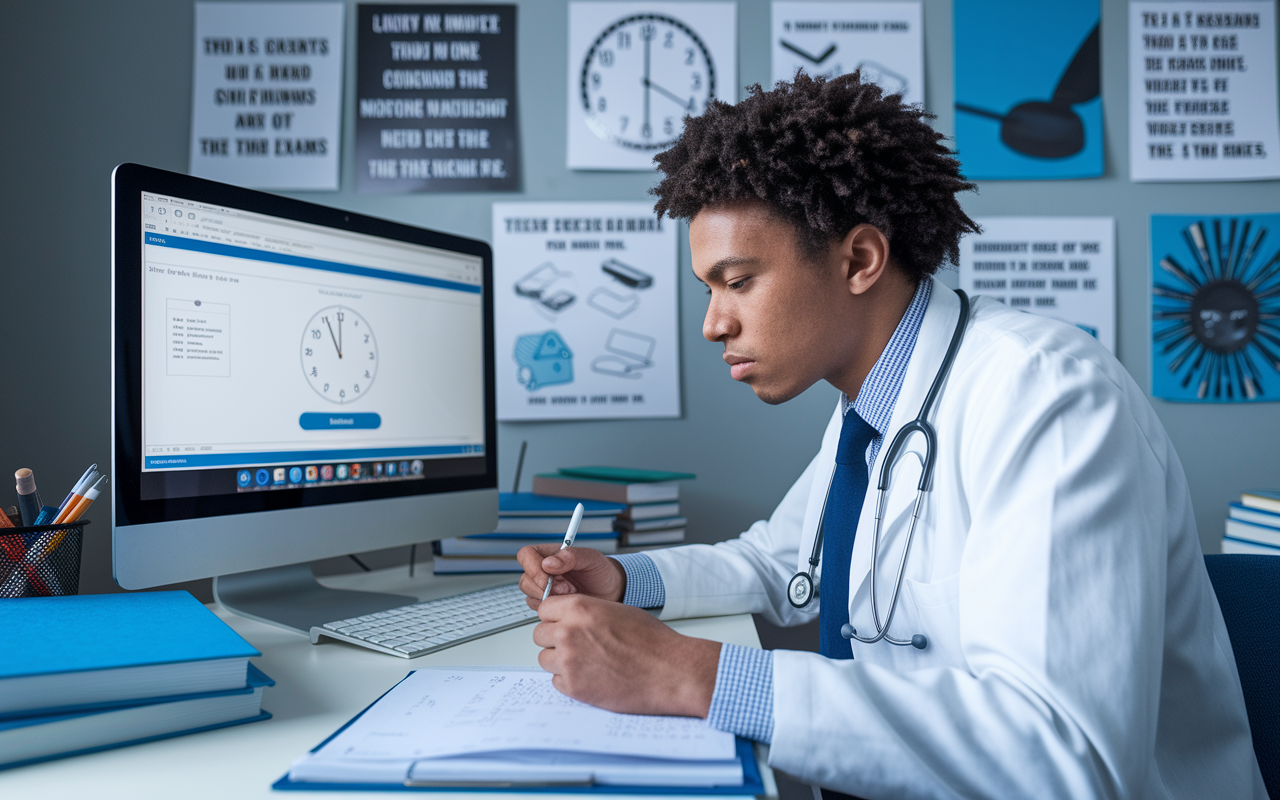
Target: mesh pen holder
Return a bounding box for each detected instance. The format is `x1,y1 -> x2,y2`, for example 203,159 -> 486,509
0,520 -> 86,598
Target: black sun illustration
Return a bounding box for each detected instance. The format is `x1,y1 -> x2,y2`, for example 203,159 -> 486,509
1152,217 -> 1280,401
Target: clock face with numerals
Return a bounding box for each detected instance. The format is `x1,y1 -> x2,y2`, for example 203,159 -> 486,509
581,14 -> 716,151
301,306 -> 377,404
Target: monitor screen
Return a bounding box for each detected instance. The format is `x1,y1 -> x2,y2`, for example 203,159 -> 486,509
113,164 -> 496,534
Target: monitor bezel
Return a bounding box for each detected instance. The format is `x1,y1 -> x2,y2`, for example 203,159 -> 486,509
111,163 -> 498,529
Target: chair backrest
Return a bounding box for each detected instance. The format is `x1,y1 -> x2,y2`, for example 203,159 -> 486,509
1203,554 -> 1280,798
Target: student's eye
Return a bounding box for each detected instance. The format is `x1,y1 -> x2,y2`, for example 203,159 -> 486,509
728,277 -> 749,290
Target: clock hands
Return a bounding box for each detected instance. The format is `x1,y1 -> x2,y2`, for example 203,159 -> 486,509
324,315 -> 342,359
643,77 -> 693,111
337,310 -> 344,358
642,25 -> 652,137
780,39 -> 837,65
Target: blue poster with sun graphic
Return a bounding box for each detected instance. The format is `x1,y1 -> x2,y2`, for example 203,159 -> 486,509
954,0 -> 1103,180
1151,214 -> 1280,403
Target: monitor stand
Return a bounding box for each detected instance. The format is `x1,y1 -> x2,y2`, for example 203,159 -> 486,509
213,563 -> 418,635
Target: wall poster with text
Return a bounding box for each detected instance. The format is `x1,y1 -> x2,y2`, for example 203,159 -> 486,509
1129,2 -> 1280,182
190,2 -> 345,190
357,5 -> 521,193
492,202 -> 680,421
770,2 -> 924,108
960,217 -> 1116,353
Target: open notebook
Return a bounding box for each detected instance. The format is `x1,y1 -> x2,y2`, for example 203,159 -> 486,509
278,667 -> 761,793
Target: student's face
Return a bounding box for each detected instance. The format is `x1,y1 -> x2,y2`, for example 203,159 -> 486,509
690,204 -> 855,405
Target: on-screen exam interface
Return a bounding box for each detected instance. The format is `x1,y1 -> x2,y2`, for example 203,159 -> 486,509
137,193 -> 487,501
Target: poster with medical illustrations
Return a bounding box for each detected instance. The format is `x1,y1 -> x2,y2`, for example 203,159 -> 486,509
770,2 -> 924,108
492,202 -> 680,420
1129,1 -> 1280,181
959,217 -> 1116,353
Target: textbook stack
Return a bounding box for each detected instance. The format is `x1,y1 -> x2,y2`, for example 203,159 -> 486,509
532,467 -> 694,551
431,493 -> 625,574
615,500 -> 688,549
0,591 -> 272,771
1221,490 -> 1280,555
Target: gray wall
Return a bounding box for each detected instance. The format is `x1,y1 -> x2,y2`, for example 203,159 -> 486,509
1,0 -> 1277,600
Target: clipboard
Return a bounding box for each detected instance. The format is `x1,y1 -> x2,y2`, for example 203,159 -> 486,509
271,672 -> 765,795
272,737 -> 764,794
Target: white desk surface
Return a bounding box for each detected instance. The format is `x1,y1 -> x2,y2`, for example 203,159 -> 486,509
1,567 -> 776,800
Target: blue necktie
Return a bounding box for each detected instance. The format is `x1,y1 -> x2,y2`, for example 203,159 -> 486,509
819,410 -> 877,659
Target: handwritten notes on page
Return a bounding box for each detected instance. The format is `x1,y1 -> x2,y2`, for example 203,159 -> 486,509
316,667 -> 734,761
287,668 -> 742,787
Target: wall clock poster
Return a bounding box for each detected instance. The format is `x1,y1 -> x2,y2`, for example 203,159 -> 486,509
567,2 -> 737,171
1151,213 -> 1280,402
953,0 -> 1103,179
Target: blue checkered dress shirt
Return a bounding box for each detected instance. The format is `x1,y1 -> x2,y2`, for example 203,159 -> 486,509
612,280 -> 932,744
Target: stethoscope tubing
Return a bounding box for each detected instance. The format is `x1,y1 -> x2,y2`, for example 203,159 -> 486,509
788,291 -> 971,653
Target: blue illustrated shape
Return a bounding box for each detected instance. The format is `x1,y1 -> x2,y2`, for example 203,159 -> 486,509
514,331 -> 574,392
254,469 -> 270,487
289,467 -> 303,483
1151,214 -> 1280,403
954,0 -> 1102,179
237,470 -> 252,487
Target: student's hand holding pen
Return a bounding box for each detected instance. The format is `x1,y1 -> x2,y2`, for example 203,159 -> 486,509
515,542 -> 627,607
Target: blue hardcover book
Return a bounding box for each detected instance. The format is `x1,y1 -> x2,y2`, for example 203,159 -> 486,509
0,590 -> 260,719
1229,502 -> 1280,530
465,531 -> 617,540
1242,490 -> 1280,515
0,664 -> 273,771
499,493 -> 626,518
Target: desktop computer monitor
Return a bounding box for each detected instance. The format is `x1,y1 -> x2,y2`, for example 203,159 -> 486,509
111,163 -> 498,632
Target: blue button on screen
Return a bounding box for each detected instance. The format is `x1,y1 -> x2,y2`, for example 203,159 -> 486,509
289,467 -> 303,483
254,469 -> 270,486
299,412 -> 382,430
237,470 -> 251,487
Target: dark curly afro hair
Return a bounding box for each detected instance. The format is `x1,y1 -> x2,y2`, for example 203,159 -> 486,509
652,72 -> 980,282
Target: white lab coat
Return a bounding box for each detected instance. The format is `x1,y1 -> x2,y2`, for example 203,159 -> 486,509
646,280 -> 1265,799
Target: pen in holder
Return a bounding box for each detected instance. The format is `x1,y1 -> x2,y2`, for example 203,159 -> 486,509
0,520 -> 87,598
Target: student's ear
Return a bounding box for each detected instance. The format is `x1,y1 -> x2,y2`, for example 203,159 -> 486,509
839,224 -> 892,296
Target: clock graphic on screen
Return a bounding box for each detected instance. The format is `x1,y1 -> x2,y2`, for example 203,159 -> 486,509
581,14 -> 716,150
301,306 -> 377,404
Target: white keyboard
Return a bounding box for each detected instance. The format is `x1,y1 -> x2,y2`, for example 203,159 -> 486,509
310,583 -> 539,658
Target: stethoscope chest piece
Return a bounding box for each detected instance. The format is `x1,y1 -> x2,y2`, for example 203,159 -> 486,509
787,572 -> 815,608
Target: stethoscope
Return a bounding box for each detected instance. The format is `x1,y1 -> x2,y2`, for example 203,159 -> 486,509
786,291 -> 971,652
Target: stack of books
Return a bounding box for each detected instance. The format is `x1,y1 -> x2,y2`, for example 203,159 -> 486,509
0,591 -> 271,770
1222,489 -> 1280,555
432,493 -> 625,574
532,467 -> 694,551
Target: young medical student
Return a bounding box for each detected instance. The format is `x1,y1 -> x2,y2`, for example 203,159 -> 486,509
516,74 -> 1264,799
